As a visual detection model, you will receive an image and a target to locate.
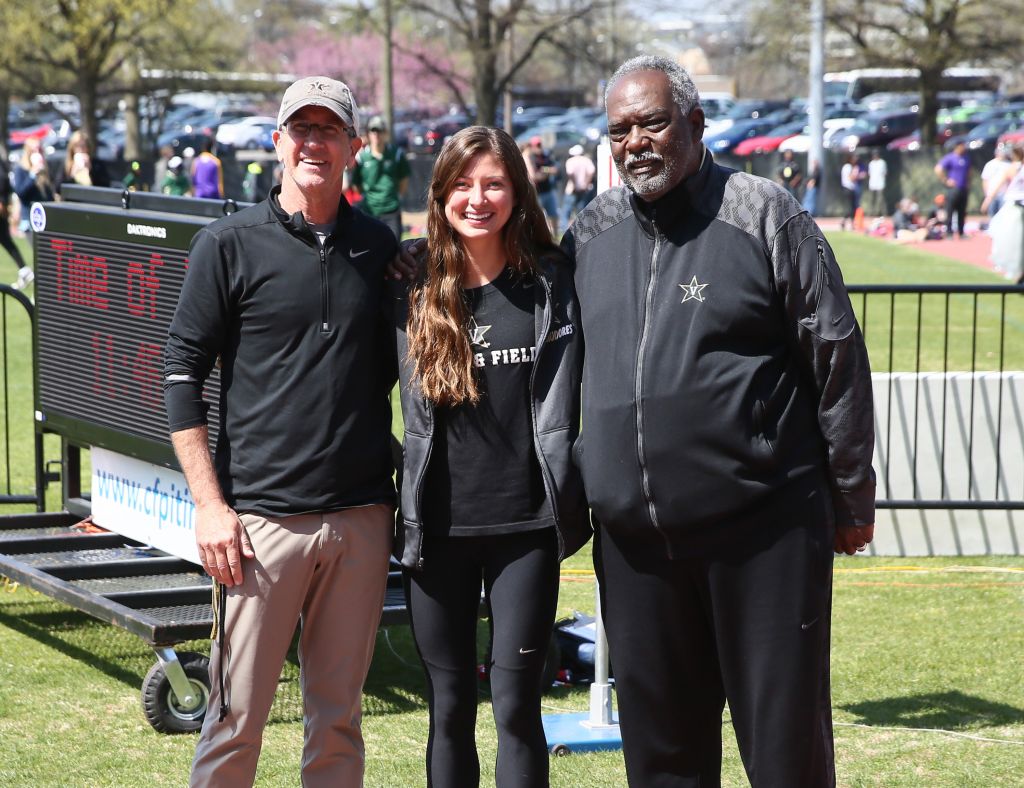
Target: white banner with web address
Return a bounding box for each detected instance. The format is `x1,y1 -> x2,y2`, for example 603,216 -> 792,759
90,447 -> 200,564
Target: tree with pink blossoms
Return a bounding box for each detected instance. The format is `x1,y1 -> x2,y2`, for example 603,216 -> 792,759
253,28 -> 463,116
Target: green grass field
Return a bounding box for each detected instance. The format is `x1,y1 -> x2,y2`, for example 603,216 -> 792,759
1,556 -> 1023,787
1,233 -> 1023,786
834,234 -> 1024,372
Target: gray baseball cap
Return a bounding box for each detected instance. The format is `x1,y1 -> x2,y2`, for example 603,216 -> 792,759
277,76 -> 360,136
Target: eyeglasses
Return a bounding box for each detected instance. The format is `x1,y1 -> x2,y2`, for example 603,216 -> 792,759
282,121 -> 353,140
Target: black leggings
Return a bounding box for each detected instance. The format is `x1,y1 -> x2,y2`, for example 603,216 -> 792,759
0,213 -> 27,271
843,187 -> 860,222
405,528 -> 559,788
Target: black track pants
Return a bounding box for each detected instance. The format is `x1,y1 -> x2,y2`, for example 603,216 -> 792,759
946,186 -> 969,237
595,481 -> 837,788
405,528 -> 559,788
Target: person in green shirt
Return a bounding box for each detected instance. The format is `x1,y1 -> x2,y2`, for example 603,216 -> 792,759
161,156 -> 191,196
351,115 -> 410,240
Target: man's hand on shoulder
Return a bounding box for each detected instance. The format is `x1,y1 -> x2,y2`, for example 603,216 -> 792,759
196,502 -> 254,586
834,523 -> 874,555
387,237 -> 427,281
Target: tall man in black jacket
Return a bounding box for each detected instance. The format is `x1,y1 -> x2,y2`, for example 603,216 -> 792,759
165,77 -> 398,787
560,56 -> 876,787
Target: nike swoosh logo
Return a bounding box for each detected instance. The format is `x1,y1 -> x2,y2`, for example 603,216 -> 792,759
350,248 -> 370,258
801,617 -> 819,630
832,314 -> 846,325
519,647 -> 537,654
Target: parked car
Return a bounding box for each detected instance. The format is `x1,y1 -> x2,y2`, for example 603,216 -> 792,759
704,99 -> 789,138
511,105 -> 570,124
937,103 -> 996,125
155,129 -> 214,157
857,92 -> 920,113
732,119 -> 806,156
703,118 -> 779,155
94,126 -> 125,161
727,99 -> 791,120
942,118 -> 1020,152
829,110 -> 919,151
971,103 -> 1024,125
9,122 -> 54,145
405,114 -> 470,154
997,125 -> 1024,147
514,126 -> 594,165
519,109 -> 605,148
885,119 -> 975,152
216,116 -> 278,151
778,118 -> 858,153
699,92 -> 736,121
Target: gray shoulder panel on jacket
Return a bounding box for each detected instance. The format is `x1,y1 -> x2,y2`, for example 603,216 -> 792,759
710,169 -> 802,251
570,187 -> 634,246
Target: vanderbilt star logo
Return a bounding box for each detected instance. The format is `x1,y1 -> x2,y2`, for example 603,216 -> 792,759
308,80 -> 327,94
468,317 -> 492,348
679,276 -> 709,303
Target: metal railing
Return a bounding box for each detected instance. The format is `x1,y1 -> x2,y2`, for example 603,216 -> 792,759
0,284 -> 43,510
2,282 -> 1022,516
849,284 -> 1024,511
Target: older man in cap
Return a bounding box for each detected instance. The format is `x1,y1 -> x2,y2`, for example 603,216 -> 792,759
351,114 -> 410,240
165,75 -> 399,787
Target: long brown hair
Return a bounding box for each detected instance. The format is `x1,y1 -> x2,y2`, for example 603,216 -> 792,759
63,130 -> 91,178
407,125 -> 555,406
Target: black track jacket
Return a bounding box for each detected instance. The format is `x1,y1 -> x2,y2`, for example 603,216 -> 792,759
561,150 -> 875,558
164,187 -> 398,516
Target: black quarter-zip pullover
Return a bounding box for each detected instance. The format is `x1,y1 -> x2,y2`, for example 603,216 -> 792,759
164,187 -> 398,515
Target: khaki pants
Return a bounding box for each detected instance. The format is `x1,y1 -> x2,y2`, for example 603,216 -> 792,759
190,505 -> 393,788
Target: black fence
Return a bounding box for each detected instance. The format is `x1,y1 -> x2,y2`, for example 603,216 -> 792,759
0,285 -> 43,510
849,284 -> 1024,511
2,282 -> 1023,516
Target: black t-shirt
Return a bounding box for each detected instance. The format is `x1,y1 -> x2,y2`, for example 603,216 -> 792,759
421,267 -> 552,536
530,150 -> 555,194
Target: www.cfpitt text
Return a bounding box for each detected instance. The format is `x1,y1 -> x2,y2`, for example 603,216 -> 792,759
94,470 -> 195,532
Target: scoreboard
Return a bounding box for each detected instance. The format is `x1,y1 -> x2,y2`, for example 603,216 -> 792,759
32,186 -> 235,468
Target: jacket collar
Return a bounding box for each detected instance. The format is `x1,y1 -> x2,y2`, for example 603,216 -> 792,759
267,184 -> 354,245
629,144 -> 711,238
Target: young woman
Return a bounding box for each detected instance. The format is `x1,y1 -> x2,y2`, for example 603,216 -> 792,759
54,130 -> 109,193
393,125 -> 590,787
12,137 -> 55,259
839,153 -> 864,230
982,143 -> 1024,282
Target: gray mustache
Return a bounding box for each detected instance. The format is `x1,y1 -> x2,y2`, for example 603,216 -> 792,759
625,151 -> 663,168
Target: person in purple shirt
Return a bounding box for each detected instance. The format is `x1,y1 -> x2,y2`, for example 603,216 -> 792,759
191,137 -> 224,199
935,141 -> 971,239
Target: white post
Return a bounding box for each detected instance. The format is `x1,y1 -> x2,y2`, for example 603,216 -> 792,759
584,578 -> 616,728
809,0 -> 826,207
